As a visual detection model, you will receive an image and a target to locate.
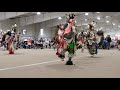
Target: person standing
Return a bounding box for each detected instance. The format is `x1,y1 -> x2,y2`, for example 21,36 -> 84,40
28,37 -> 32,49
106,35 -> 111,49
40,38 -> 43,49
102,38 -> 108,49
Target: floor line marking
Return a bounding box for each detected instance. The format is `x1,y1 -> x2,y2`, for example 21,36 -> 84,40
0,60 -> 61,71
0,52 -> 103,71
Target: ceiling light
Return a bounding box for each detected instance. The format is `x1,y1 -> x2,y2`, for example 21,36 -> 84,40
23,29 -> 26,31
97,17 -> 100,20
14,24 -> 17,27
37,12 -> 41,15
58,17 -> 62,20
40,29 -> 43,31
85,13 -> 88,15
106,16 -> 109,18
7,30 -> 10,32
118,26 -> 120,27
113,23 -> 115,25
23,29 -> 26,35
40,29 -> 43,36
106,21 -> 109,23
96,12 -> 100,13
85,19 -> 87,21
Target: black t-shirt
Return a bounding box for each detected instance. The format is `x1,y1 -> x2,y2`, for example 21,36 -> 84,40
107,37 -> 111,42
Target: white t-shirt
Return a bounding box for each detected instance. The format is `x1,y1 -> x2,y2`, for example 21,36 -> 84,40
45,40 -> 49,45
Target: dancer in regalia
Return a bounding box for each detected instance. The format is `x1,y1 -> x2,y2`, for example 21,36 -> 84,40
85,22 -> 98,56
2,23 -> 19,54
54,13 -> 78,65
76,30 -> 86,52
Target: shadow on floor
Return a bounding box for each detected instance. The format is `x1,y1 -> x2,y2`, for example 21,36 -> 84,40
46,61 -> 85,72
3,53 -> 25,56
86,56 -> 102,59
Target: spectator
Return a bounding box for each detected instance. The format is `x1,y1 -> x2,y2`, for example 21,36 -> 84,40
40,38 -> 43,49
45,39 -> 49,48
98,35 -> 104,48
23,39 -> 28,49
111,41 -> 115,48
28,37 -> 32,49
106,35 -> 111,49
49,40 -> 51,49
102,38 -> 108,49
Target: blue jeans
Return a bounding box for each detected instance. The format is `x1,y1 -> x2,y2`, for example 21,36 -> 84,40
95,43 -> 98,54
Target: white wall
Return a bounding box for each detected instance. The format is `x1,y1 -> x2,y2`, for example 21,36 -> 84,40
19,12 -> 80,26
0,20 -> 8,30
51,26 -> 57,38
0,12 -> 30,21
104,30 -> 120,38
0,18 -> 55,38
22,24 -> 36,37
0,14 -> 86,38
35,23 -> 52,38
0,19 -> 14,31
0,18 -> 20,33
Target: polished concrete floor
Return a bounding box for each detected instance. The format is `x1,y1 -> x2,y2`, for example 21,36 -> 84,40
0,48 -> 120,78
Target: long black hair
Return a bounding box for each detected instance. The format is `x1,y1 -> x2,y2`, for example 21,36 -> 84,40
97,30 -> 104,36
2,31 -> 11,42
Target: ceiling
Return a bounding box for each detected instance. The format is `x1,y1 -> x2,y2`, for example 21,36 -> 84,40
18,12 -> 120,33
1,12 -> 120,33
71,12 -> 120,33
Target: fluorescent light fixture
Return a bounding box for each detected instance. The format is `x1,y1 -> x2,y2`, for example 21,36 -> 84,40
40,29 -> 43,36
96,12 -> 100,13
106,16 -> 109,18
23,29 -> 26,31
85,19 -> 87,21
37,12 -> 41,15
58,17 -> 62,20
85,13 -> 88,15
113,23 -> 115,25
97,17 -> 100,20
23,29 -> 26,35
14,24 -> 17,27
118,26 -> 120,27
106,21 -> 109,23
7,30 -> 10,32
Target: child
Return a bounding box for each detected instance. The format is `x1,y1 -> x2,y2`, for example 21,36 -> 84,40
102,39 -> 108,49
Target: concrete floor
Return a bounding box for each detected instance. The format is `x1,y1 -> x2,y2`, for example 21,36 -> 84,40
0,48 -> 120,78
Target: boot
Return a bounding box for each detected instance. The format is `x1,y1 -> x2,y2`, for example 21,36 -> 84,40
9,50 -> 14,54
66,57 -> 74,65
58,54 -> 65,59
56,52 -> 60,55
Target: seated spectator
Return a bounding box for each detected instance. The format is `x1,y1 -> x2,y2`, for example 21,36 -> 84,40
102,39 -> 108,49
40,38 -> 44,49
110,41 -> 115,48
